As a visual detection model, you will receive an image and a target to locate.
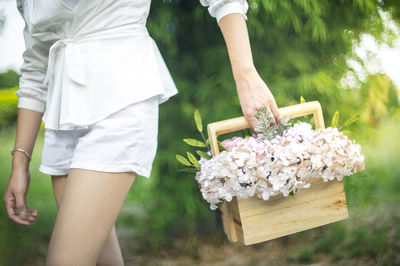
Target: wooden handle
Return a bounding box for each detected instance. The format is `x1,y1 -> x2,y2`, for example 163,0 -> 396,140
207,101 -> 325,156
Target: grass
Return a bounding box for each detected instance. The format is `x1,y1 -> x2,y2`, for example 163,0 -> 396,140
0,117 -> 399,265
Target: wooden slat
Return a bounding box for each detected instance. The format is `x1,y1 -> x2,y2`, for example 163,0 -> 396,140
237,178 -> 332,214
219,201 -> 238,241
228,197 -> 244,243
237,179 -> 348,245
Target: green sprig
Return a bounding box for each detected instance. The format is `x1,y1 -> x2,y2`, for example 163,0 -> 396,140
254,106 -> 292,140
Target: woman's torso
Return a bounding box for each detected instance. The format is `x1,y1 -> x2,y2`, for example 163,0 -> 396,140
17,0 -> 179,130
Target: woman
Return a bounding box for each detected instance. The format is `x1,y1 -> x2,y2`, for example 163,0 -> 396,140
4,0 -> 281,265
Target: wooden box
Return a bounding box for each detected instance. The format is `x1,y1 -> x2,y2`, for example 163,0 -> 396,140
206,101 -> 348,245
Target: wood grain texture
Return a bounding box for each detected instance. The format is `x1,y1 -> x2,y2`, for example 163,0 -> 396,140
237,179 -> 348,245
229,197 -> 244,243
219,200 -> 237,241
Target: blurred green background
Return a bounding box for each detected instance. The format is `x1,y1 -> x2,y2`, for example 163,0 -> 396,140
1,0 -> 400,265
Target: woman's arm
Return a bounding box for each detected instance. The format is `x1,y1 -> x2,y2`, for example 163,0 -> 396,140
199,0 -> 281,130
218,13 -> 282,130
4,108 -> 42,226
4,2 -> 51,226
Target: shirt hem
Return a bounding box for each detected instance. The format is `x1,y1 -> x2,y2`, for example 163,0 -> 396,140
39,162 -> 151,178
39,164 -> 69,176
43,91 -> 177,131
69,161 -> 151,178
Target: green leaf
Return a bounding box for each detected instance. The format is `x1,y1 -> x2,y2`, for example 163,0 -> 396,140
331,110 -> 339,128
240,129 -> 247,138
300,97 -> 309,119
255,110 -> 291,141
176,154 -> 191,166
196,150 -> 212,159
343,114 -> 359,128
183,138 -> 207,147
218,141 -> 226,151
187,152 -> 200,168
177,168 -> 198,173
194,108 -> 203,133
300,96 -> 309,120
341,129 -> 352,137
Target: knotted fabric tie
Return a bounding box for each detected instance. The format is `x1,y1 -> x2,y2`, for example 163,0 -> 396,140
41,24 -> 150,87
43,37 -> 86,86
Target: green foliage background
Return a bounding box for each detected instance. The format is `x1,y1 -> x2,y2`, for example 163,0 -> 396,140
143,0 -> 400,248
1,0 -> 400,264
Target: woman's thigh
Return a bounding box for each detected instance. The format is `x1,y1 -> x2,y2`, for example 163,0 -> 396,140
51,174 -> 68,209
46,168 -> 136,265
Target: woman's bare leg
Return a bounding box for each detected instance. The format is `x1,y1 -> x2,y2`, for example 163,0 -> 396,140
96,225 -> 124,266
51,174 -> 125,265
46,168 -> 136,265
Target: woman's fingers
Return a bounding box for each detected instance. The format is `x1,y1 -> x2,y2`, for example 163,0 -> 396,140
27,206 -> 39,216
15,206 -> 29,220
4,169 -> 36,226
245,104 -> 281,133
4,190 -> 37,226
14,192 -> 37,222
4,196 -> 30,226
269,102 -> 282,125
245,113 -> 260,133
235,68 -> 281,131
26,207 -> 38,221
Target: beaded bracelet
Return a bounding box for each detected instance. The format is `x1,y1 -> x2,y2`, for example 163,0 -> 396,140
11,148 -> 32,162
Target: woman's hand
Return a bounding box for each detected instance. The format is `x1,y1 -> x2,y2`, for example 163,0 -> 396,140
5,108 -> 44,226
4,165 -> 38,226
217,13 -> 281,132
235,67 -> 282,133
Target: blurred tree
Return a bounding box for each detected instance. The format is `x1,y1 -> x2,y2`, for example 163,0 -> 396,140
136,0 -> 400,249
0,69 -> 20,89
0,87 -> 18,128
360,73 -> 399,126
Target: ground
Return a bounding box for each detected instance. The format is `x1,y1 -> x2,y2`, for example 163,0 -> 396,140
119,233 -> 380,266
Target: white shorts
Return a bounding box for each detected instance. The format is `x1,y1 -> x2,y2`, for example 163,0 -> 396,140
39,96 -> 159,178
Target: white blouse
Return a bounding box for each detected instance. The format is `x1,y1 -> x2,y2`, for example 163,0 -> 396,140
15,0 -> 249,130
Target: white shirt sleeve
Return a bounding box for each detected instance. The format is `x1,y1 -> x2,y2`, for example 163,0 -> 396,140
15,4 -> 52,113
199,0 -> 249,25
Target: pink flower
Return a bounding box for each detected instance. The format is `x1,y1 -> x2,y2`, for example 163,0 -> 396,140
221,136 -> 243,151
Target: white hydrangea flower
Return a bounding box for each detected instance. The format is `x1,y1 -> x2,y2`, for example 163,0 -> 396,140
196,121 -> 365,210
